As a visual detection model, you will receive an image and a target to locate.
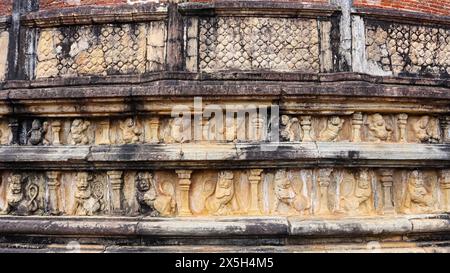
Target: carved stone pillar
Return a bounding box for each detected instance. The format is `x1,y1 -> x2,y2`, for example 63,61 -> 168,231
107,171 -> 123,213
317,168 -> 332,214
300,116 -> 313,142
351,112 -> 363,142
176,170 -> 193,216
147,117 -> 160,143
440,116 -> 450,143
47,171 -> 61,215
397,114 -> 408,143
96,119 -> 110,145
51,121 -> 61,145
248,169 -> 263,215
440,170 -> 450,212
379,169 -> 395,214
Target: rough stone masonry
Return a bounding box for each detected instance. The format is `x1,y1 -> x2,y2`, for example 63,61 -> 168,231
0,0 -> 450,253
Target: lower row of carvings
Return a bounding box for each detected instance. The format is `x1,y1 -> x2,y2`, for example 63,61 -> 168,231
1,169 -> 450,217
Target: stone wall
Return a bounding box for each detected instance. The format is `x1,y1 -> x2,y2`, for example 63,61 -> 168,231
0,0 -> 450,252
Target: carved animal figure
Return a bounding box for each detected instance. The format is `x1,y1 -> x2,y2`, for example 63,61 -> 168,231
70,119 -> 90,145
135,172 -> 176,217
403,170 -> 434,213
120,118 -> 141,144
319,116 -> 344,141
72,173 -> 102,216
273,170 -> 309,214
27,120 -> 49,145
204,171 -> 238,215
367,114 -> 392,142
339,170 -> 373,215
0,174 -> 39,215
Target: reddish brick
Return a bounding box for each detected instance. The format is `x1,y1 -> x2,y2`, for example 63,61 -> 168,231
354,0 -> 450,16
0,0 -> 12,16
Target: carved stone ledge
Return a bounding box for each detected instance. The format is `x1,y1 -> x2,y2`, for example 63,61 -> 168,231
21,4 -> 168,27
0,15 -> 10,29
0,143 -> 448,170
179,1 -> 339,17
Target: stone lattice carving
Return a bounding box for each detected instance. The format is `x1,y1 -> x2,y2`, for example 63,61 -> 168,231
199,17 -> 320,72
366,22 -> 450,76
204,171 -> 238,216
367,114 -> 392,142
319,116 -> 344,142
72,172 -> 104,216
402,170 -> 435,214
0,174 -> 39,216
135,172 -> 176,217
69,119 -> 90,145
36,22 -> 166,78
272,170 -> 310,215
119,118 -> 142,144
27,120 -> 49,145
339,170 -> 373,215
412,116 -> 440,143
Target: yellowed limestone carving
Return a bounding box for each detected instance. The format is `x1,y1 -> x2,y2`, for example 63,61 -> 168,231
413,116 -> 440,143
135,172 -> 176,217
0,174 -> 39,216
367,114 -> 392,142
272,170 -> 310,215
319,116 -> 344,141
204,171 -> 239,216
403,170 -> 434,213
120,117 -> 142,144
339,170 -> 373,215
69,119 -> 90,145
281,115 -> 301,141
72,172 -> 103,216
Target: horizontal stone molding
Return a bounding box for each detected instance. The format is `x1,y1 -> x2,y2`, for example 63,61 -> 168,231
0,143 -> 448,169
21,4 -> 168,27
0,15 -> 10,29
179,1 -> 340,17
0,214 -> 448,239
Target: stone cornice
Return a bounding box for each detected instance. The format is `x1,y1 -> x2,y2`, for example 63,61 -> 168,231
0,143 -> 448,170
353,7 -> 450,27
179,1 -> 340,18
21,4 -> 168,27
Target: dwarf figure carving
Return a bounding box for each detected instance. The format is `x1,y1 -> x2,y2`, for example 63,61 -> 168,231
0,174 -> 39,215
319,116 -> 344,141
367,114 -> 392,142
70,119 -> 90,145
273,170 -> 310,215
135,172 -> 176,217
119,117 -> 141,144
204,171 -> 239,216
170,117 -> 190,143
72,172 -> 103,216
27,120 -> 49,145
339,170 -> 373,215
403,170 -> 434,213
280,115 -> 301,141
413,116 -> 440,143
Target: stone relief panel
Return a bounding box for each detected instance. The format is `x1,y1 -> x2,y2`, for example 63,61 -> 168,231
36,21 -> 166,78
0,113 -> 447,145
0,168 -> 447,217
0,28 -> 8,81
199,17 -> 320,72
366,20 -> 450,77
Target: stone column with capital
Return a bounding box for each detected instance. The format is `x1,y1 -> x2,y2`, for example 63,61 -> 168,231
351,112 -> 363,142
96,119 -> 110,145
51,121 -> 61,145
248,169 -> 263,215
440,116 -> 450,143
379,169 -> 395,214
107,171 -> 124,214
440,170 -> 450,212
317,168 -> 332,215
397,114 -> 408,143
300,116 -> 313,142
148,117 -> 160,143
47,171 -> 61,215
176,170 -> 193,216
